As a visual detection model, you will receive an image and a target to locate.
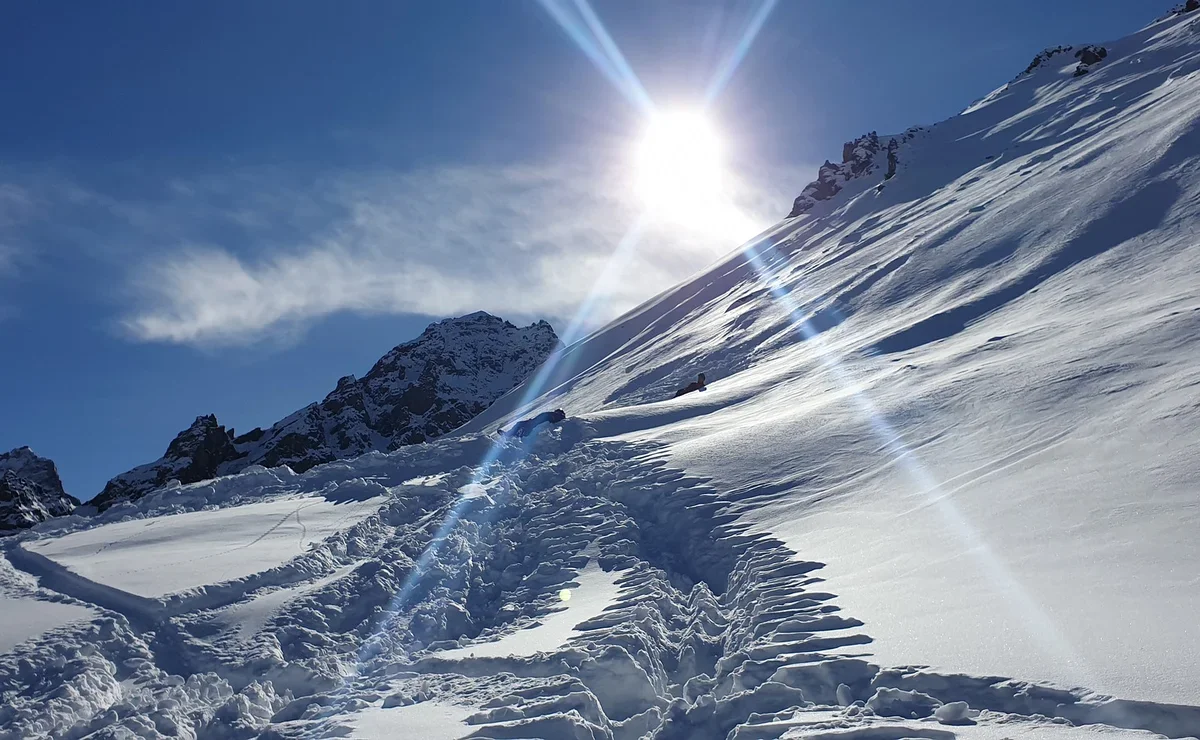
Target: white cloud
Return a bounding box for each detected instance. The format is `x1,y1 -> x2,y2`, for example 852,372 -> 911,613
0,184 -> 36,321
117,154 -> 805,347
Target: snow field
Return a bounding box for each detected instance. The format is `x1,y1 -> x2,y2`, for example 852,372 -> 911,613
24,495 -> 386,598
3,416 -> 1199,738
0,596 -> 96,655
347,700 -> 474,739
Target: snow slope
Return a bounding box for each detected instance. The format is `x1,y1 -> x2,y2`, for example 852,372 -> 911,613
4,7 -> 1200,740
433,560 -> 622,660
464,7 -> 1200,709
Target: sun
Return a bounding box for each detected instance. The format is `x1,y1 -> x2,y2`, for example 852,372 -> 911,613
635,109 -> 727,223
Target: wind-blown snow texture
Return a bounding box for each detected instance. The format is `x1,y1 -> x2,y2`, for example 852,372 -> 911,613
0,447 -> 79,532
5,8 -> 1200,740
91,312 -> 559,510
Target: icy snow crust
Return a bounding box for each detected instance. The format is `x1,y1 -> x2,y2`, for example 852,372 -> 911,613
6,9 -> 1200,740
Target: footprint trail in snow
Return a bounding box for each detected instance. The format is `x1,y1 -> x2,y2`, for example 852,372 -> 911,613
1,425 -> 1196,739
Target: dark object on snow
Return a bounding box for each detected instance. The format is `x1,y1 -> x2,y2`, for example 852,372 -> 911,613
674,373 -> 707,398
1073,45 -> 1109,76
1183,0 -> 1200,14
1075,46 -> 1108,66
502,409 -> 566,438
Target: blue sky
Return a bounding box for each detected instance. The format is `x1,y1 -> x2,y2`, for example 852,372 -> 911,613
0,1 -> 1158,499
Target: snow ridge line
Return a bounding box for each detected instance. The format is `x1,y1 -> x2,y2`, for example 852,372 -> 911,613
4,542 -> 163,630
5,496 -> 392,626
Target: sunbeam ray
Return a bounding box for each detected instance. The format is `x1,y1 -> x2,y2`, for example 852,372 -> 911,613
736,231 -> 1093,681
536,0 -> 654,113
705,0 -> 779,104
342,214 -> 651,685
570,0 -> 655,112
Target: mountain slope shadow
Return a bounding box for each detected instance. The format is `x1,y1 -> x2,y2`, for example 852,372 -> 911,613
874,178 -> 1183,354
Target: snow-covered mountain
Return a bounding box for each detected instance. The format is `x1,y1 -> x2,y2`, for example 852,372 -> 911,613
91,312 -> 559,510
5,7 -> 1200,740
0,447 -> 78,531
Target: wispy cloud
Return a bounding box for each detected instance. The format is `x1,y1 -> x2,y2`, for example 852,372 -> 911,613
0,183 -> 35,273
0,182 -> 37,319
116,155 -> 804,347
0,151 -> 808,345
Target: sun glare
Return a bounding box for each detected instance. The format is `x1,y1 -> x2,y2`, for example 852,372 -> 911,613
636,110 -> 726,221
634,109 -> 758,240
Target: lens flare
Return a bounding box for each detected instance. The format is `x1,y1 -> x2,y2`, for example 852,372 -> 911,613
635,109 -> 726,222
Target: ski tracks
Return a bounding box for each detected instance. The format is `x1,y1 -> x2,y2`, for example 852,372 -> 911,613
3,428 -> 1199,739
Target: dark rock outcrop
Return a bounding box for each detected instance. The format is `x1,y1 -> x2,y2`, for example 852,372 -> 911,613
1017,43 -> 1110,81
788,128 -> 922,217
1075,45 -> 1109,66
0,447 -> 79,531
91,415 -> 244,509
1019,46 -> 1074,78
91,312 -> 560,510
1073,45 -> 1109,76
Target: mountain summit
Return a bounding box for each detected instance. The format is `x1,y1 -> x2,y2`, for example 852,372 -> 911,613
91,312 -> 559,510
0,447 -> 79,531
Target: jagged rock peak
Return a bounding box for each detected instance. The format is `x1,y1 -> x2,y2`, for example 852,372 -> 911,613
164,415 -> 236,457
1019,45 -> 1075,78
788,127 -> 923,218
0,446 -> 69,496
1169,0 -> 1200,16
91,313 -> 560,510
0,446 -> 79,531
1017,42 -> 1111,81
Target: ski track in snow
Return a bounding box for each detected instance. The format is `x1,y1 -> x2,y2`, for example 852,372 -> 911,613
431,561 -> 622,661
6,8 -> 1200,740
1,425 -> 1197,739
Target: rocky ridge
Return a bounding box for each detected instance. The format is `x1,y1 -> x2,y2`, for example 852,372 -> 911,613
0,447 -> 79,531
90,312 -> 559,510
